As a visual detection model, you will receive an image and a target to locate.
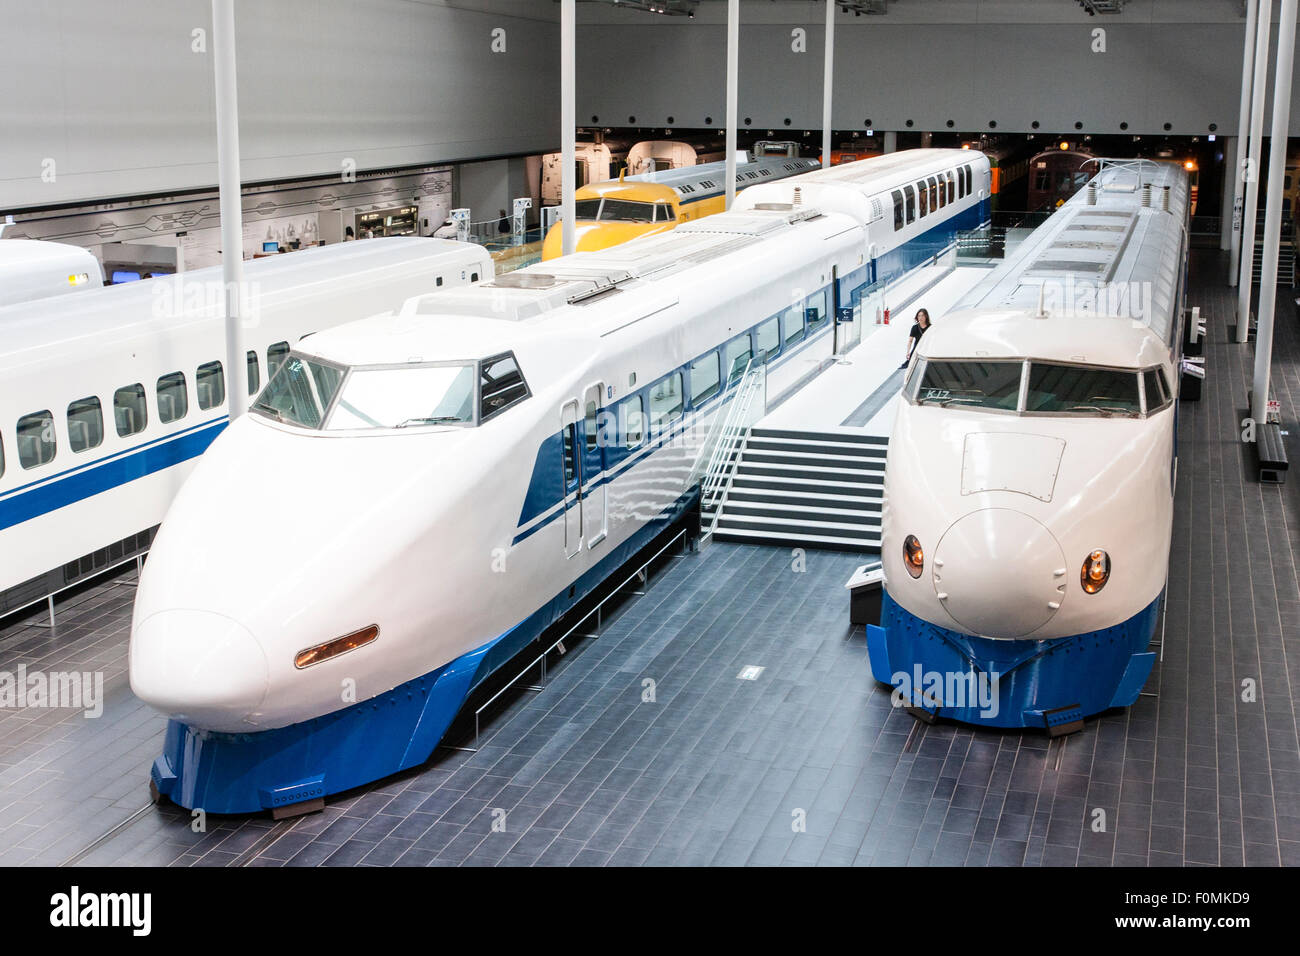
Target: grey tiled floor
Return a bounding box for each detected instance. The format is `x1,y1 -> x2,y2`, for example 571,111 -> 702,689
0,248 -> 1297,866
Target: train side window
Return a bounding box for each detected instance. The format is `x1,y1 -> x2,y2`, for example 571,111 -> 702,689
927,176 -> 937,211
690,352 -> 721,405
113,384 -> 147,437
946,171 -> 956,204
756,316 -> 780,362
562,425 -> 577,484
157,372 -> 189,424
655,202 -> 676,222
16,411 -> 56,470
197,361 -> 225,411
1143,368 -> 1170,413
918,181 -> 929,217
783,304 -> 805,344
480,352 -> 531,422
67,397 -> 104,453
806,289 -> 829,331
892,190 -> 904,230
436,276 -> 443,287
619,395 -> 644,448
471,271 -> 480,282
649,373 -> 684,430
584,396 -> 599,451
247,351 -> 260,396
903,184 -> 916,224
965,165 -> 973,194
957,169 -> 965,199
724,335 -> 754,384
267,341 -> 290,379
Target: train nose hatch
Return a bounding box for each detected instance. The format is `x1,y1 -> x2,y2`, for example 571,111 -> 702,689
932,509 -> 1068,638
130,609 -> 270,728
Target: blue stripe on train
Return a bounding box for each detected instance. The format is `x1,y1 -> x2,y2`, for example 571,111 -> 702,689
151,485 -> 699,814
0,419 -> 227,533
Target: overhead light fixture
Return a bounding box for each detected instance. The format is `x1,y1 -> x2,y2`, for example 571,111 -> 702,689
1076,0 -> 1127,14
577,0 -> 699,16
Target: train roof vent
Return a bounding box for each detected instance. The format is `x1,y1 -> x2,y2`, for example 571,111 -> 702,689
487,272 -> 558,290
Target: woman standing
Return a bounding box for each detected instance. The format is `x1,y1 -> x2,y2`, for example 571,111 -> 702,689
901,308 -> 931,369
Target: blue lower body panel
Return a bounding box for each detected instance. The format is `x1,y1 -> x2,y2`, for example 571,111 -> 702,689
865,589 -> 1159,730
151,490 -> 696,815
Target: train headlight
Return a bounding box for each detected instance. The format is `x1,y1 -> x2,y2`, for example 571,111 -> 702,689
903,535 -> 924,578
295,624 -> 379,668
1080,550 -> 1111,594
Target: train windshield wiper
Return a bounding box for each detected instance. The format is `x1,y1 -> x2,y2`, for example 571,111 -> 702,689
395,416 -> 465,428
1066,405 -> 1113,417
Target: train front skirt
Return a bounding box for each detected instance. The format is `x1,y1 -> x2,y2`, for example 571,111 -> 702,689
866,589 -> 1159,730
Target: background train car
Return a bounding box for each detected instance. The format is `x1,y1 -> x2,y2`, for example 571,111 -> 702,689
539,143 -> 613,206
624,140 -> 699,174
541,154 -> 821,259
1026,147 -> 1096,211
0,239 -> 103,306
964,139 -> 1033,210
0,238 -> 493,619
825,146 -> 884,166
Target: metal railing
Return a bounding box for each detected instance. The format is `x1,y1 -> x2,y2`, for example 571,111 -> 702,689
464,526 -> 688,749
698,360 -> 766,547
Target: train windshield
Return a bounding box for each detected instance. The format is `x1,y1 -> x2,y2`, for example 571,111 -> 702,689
574,199 -> 603,219
596,199 -> 656,223
324,363 -> 476,430
251,354 -> 344,429
913,360 -> 1022,411
1024,362 -> 1141,417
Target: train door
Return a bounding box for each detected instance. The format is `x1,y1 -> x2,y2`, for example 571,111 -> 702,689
832,265 -> 856,355
582,383 -> 607,548
560,399 -> 582,558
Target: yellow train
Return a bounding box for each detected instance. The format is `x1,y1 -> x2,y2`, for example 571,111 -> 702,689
541,155 -> 821,260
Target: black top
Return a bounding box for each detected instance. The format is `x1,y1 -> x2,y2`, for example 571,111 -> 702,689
909,322 -> 929,343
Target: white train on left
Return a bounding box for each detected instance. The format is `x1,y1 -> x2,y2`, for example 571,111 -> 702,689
129,149 -> 992,814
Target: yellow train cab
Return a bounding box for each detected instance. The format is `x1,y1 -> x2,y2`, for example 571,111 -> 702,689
542,155 -> 821,260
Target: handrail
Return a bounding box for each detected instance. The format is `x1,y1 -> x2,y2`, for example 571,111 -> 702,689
698,359 -> 766,544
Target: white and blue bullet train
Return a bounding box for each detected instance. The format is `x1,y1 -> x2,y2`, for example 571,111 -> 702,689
871,159 -> 1191,732
0,239 -> 493,618
128,149 -> 992,814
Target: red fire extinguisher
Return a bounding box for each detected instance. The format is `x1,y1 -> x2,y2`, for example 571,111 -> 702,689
883,307 -> 891,325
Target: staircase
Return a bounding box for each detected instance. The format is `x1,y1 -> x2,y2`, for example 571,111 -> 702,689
1250,237 -> 1296,287
704,427 -> 887,551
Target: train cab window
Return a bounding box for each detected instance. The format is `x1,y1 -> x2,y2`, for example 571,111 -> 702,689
113,384 -> 147,437
619,395 -> 644,448
584,397 -> 599,451
964,165 -> 973,194
649,373 -> 684,431
1025,362 -> 1140,417
16,411 -> 55,469
783,304 -> 805,345
1143,368 -> 1171,413
903,185 -> 916,224
918,181 -> 929,217
480,352 -> 530,422
946,171 -> 956,204
156,372 -> 189,424
247,351 -> 260,396
913,360 -> 1022,412
724,335 -> 754,384
574,199 -> 603,219
436,276 -> 444,287
756,317 -> 780,362
928,177 -> 939,211
806,289 -> 829,330
957,169 -> 965,200
471,272 -> 479,282
267,341 -> 290,379
66,397 -> 104,453
196,361 -> 225,411
892,190 -> 905,230
654,202 -> 676,223
690,352 -> 721,405
599,199 -> 656,223
322,362 -> 469,430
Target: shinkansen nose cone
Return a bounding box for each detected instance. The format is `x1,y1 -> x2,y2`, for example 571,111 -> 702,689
932,509 -> 1067,638
130,609 -> 269,727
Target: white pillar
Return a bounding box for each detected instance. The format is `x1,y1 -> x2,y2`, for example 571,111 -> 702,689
1237,0 -> 1272,341
212,0 -> 246,419
883,131 -> 897,154
821,0 -> 834,168
561,0 -> 576,256
1219,138 -> 1237,251
725,0 -> 739,208
1229,0 -> 1258,280
1252,0 -> 1298,426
